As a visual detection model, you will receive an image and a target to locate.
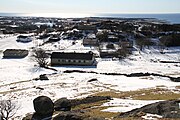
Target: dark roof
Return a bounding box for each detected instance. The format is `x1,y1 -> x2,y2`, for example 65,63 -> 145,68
3,49 -> 29,58
51,52 -> 93,60
77,25 -> 97,31
3,49 -> 28,54
17,35 -> 29,39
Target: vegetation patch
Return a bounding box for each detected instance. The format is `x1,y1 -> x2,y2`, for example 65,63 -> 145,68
72,100 -> 119,119
72,101 -> 141,120
92,87 -> 180,100
70,87 -> 180,119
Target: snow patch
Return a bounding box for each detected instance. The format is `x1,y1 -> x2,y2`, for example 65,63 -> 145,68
102,98 -> 160,113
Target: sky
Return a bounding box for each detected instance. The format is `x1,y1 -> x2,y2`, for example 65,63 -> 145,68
0,0 -> 180,14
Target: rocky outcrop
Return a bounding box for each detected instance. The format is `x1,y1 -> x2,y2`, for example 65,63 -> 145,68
54,98 -> 72,111
34,74 -> 49,81
70,96 -> 111,107
87,78 -> 98,82
23,96 -> 54,120
23,96 -> 110,120
39,74 -> 49,80
117,99 -> 180,119
54,96 -> 111,111
33,96 -> 54,115
53,111 -> 84,120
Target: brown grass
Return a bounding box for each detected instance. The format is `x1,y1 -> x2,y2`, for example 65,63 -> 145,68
93,87 -> 180,100
70,87 -> 180,120
72,100 -> 119,119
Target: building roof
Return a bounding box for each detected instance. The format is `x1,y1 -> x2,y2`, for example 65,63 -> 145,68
51,52 -> 93,60
3,49 -> 28,54
77,25 -> 97,31
3,49 -> 29,58
17,35 -> 29,39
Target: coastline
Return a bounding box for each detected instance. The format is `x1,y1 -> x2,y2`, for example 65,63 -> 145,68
0,13 -> 180,24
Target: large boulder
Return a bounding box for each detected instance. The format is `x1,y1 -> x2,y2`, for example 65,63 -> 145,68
117,99 -> 180,119
33,96 -> 54,116
39,74 -> 49,80
54,98 -> 71,111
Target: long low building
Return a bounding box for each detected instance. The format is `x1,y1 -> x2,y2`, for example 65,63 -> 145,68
51,52 -> 96,66
3,49 -> 29,58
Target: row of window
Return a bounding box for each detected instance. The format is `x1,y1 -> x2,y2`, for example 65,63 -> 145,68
58,59 -> 89,63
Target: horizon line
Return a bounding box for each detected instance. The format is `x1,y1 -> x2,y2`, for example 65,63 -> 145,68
1,12 -> 180,14
1,12 -> 180,19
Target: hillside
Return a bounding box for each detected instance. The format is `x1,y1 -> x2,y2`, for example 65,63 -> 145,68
0,33 -> 180,119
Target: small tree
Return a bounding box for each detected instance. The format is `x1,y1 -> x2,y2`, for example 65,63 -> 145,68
0,99 -> 18,120
117,42 -> 131,59
96,31 -> 108,42
136,38 -> 154,51
136,38 -> 145,51
159,34 -> 180,47
32,48 -> 49,67
159,36 -> 170,54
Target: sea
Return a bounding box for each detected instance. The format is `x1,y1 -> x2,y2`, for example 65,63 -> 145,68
98,13 -> 180,24
0,13 -> 180,24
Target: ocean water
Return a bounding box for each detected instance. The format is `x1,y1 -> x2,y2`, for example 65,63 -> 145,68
97,13 -> 180,24
0,13 -> 180,24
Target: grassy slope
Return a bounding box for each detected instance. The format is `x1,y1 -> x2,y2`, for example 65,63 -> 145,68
72,87 -> 180,120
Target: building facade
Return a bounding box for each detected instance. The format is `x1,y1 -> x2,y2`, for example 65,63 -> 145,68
51,52 -> 96,66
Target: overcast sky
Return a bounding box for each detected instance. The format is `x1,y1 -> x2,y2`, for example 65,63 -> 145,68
0,0 -> 180,14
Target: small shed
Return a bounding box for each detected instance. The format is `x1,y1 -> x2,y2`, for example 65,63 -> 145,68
16,35 -> 32,42
3,49 -> 29,58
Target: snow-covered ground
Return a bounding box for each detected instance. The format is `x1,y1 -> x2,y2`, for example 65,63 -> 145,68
0,35 -> 180,119
102,98 -> 161,113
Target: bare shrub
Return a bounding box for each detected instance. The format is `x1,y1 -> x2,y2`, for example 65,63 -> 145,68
0,99 -> 18,120
32,48 -> 49,67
